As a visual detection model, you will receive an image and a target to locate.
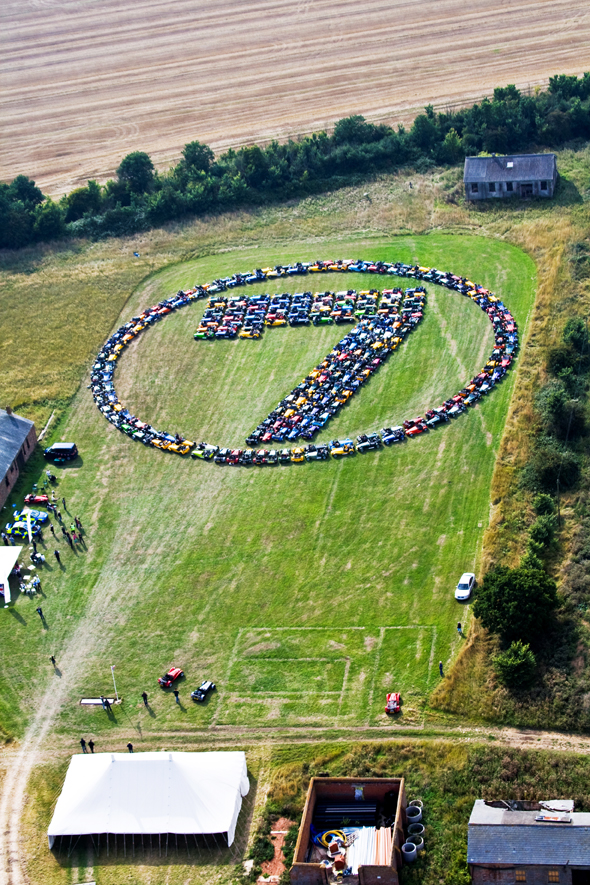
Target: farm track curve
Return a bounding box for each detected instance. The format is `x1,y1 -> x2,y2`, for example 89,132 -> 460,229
2,0 -> 590,195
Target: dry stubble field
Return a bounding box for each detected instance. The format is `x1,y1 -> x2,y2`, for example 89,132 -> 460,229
2,0 -> 590,196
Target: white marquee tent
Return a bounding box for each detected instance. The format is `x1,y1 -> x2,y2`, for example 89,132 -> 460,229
47,751 -> 250,848
0,546 -> 23,605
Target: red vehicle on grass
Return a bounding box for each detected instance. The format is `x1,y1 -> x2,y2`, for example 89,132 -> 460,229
405,422 -> 429,437
385,692 -> 401,714
24,494 -> 49,505
158,666 -> 184,688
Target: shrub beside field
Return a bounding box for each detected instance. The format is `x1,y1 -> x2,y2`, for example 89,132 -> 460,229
3,74 -> 590,249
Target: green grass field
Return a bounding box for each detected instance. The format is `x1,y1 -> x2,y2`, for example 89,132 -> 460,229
0,233 -> 535,743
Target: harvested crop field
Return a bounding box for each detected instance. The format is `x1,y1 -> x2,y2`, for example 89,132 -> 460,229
2,0 -> 590,196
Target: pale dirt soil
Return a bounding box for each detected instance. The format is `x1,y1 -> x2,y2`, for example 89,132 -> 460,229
2,0 -> 590,196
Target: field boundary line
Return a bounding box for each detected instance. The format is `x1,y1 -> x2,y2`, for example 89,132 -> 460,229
338,658 -> 351,716
212,627 -> 244,727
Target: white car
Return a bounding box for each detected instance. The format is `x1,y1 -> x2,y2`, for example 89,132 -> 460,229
455,572 -> 476,601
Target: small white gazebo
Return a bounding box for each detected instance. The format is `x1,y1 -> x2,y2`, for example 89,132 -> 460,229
0,546 -> 23,605
48,751 -> 250,849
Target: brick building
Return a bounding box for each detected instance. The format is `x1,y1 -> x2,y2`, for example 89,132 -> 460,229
464,153 -> 558,200
290,776 -> 407,884
468,799 -> 590,884
0,408 -> 36,510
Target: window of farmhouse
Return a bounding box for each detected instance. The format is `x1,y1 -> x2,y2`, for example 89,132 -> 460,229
541,180 -> 548,190
489,182 -> 496,192
471,183 -> 478,193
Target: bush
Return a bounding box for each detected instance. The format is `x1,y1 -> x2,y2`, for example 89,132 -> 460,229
533,493 -> 556,515
249,834 -> 275,865
494,641 -> 537,688
563,318 -> 589,354
473,565 -> 559,644
534,381 -> 586,439
521,444 -> 581,493
529,514 -> 557,548
520,549 -> 544,571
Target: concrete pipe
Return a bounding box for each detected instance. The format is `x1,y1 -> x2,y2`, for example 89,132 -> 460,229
408,823 -> 425,837
406,805 -> 422,824
402,842 -> 418,863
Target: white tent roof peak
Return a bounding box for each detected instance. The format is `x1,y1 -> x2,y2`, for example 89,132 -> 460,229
48,751 -> 249,847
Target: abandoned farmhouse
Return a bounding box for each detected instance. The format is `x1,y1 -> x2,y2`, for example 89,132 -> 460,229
464,153 -> 558,200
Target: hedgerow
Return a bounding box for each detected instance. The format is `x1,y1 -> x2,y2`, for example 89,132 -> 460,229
3,73 -> 590,250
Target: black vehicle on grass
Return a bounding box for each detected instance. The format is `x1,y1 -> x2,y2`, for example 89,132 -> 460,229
191,681 -> 216,702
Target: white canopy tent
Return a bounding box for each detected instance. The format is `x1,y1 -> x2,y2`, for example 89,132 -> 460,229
0,546 -> 23,605
48,751 -> 250,848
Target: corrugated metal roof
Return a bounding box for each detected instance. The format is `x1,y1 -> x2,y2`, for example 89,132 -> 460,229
468,823 -> 590,866
0,410 -> 34,479
464,153 -> 556,183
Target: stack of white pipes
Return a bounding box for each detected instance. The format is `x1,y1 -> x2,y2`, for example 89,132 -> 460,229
346,826 -> 392,874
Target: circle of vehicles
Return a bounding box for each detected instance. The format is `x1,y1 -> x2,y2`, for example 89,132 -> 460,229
90,259 -> 518,466
157,667 -> 215,702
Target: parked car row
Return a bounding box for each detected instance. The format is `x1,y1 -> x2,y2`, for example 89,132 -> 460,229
91,259 -> 518,463
244,289 -> 425,444
193,286 -> 409,339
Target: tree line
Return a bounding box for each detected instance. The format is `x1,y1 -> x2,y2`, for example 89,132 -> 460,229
2,72 -> 590,250
473,317 -> 589,694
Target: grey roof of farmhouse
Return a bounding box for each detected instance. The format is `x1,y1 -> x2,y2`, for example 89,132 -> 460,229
0,409 -> 34,479
468,800 -> 590,867
464,153 -> 556,183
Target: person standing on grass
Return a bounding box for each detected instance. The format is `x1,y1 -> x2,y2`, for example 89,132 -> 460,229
62,497 -> 66,509
105,698 -> 112,712
50,523 -> 56,537
100,696 -> 107,711
88,740 -> 95,754
50,655 -> 56,666
54,549 -> 61,564
439,660 -> 444,677
80,738 -> 87,753
142,691 -> 148,707
57,510 -> 62,522
173,689 -> 180,704
457,622 -> 462,636
127,743 -> 134,753
36,607 -> 44,620
2,532 -> 8,546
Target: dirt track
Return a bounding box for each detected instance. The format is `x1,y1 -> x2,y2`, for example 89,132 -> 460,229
2,0 -> 590,196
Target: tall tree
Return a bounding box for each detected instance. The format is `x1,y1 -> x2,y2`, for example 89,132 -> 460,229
473,565 -> 558,644
116,152 -> 154,194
